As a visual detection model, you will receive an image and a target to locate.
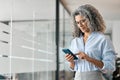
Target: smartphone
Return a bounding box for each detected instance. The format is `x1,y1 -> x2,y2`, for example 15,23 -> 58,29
62,49 -> 78,60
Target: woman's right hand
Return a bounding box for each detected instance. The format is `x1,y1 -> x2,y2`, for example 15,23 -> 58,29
65,54 -> 74,63
65,54 -> 75,69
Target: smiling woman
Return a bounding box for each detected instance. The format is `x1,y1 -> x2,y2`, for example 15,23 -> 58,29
65,4 -> 117,80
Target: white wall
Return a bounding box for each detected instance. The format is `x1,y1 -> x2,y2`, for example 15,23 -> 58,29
112,21 -> 120,57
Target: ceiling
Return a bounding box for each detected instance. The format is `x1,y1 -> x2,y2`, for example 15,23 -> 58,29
0,0 -> 120,22
61,0 -> 120,21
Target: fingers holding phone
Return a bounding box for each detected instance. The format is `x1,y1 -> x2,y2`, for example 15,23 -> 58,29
62,49 -> 78,60
65,54 -> 74,62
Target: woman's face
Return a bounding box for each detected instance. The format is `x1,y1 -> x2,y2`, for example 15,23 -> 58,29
75,15 -> 90,33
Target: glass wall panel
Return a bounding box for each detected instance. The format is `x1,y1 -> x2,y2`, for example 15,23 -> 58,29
59,3 -> 74,80
0,0 -> 56,80
0,0 -> 11,79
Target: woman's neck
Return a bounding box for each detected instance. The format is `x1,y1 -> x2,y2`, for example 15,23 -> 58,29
84,31 -> 91,38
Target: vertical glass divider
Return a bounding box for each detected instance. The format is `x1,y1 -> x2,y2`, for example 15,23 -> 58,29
46,24 -> 49,80
32,11 -> 35,80
9,0 -> 13,79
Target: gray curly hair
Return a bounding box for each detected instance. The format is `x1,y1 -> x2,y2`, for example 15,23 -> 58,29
71,4 -> 106,37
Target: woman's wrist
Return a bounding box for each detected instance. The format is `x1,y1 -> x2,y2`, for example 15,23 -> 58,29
85,56 -> 104,69
84,54 -> 90,60
69,61 -> 75,69
70,61 -> 74,64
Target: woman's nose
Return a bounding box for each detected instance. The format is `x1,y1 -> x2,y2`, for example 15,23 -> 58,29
78,22 -> 83,27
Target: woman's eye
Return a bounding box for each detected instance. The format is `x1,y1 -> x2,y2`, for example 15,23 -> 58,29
81,19 -> 86,23
76,19 -> 86,24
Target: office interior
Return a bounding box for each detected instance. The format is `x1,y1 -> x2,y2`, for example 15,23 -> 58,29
0,0 -> 120,80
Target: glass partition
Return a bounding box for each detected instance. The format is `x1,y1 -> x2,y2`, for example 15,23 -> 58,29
59,3 -> 74,80
0,0 -> 56,80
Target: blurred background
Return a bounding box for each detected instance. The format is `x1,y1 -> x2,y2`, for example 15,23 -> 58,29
0,0 -> 120,80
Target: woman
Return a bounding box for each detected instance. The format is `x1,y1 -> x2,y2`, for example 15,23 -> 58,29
65,4 -> 116,80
